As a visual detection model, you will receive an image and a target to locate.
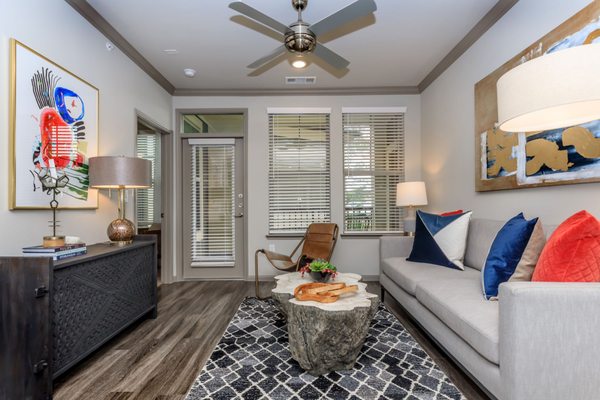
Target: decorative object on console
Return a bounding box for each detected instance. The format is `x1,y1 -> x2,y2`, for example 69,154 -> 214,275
38,162 -> 69,247
9,39 -> 98,209
22,243 -> 87,261
533,210 -> 600,282
407,210 -> 472,270
481,213 -> 546,300
89,156 -> 151,246
474,2 -> 600,192
396,181 -> 428,235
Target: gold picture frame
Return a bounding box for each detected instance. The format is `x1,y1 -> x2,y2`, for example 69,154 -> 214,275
9,39 -> 99,209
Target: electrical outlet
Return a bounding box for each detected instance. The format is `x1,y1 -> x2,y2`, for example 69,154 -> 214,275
268,244 -> 275,252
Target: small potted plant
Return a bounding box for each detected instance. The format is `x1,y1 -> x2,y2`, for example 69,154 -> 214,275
300,259 -> 338,282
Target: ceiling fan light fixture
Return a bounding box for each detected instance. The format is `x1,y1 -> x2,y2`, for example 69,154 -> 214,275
292,58 -> 307,69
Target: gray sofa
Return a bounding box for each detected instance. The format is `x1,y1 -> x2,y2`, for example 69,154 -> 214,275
379,218 -> 600,400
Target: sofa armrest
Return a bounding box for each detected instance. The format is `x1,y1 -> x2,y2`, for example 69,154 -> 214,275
499,281 -> 600,400
379,236 -> 414,260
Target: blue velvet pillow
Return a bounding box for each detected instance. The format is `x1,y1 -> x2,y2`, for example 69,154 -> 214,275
481,213 -> 539,300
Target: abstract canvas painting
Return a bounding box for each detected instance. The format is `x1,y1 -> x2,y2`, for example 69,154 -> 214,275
475,2 -> 600,191
10,40 -> 98,209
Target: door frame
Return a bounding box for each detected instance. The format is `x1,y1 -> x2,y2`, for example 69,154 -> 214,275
175,108 -> 248,281
134,110 -> 175,284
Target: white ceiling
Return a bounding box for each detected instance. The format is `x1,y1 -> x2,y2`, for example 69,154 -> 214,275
88,0 -> 497,90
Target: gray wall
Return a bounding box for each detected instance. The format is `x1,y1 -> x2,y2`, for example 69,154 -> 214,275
421,0 -> 595,224
0,0 -> 172,254
172,95 -> 422,279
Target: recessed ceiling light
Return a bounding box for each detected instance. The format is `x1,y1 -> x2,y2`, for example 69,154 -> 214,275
164,49 -> 179,55
184,68 -> 196,78
292,59 -> 307,69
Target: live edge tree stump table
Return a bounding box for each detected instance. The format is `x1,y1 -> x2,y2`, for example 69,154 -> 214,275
272,272 -> 379,376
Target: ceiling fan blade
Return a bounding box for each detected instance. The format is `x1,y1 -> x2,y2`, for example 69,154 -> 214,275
229,2 -> 289,34
247,45 -> 288,69
313,44 -> 350,70
309,0 -> 377,37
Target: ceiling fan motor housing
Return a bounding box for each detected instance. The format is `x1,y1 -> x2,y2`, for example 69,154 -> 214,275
285,21 -> 316,53
292,0 -> 308,11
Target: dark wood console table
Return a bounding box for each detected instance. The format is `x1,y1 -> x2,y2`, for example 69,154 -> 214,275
0,237 -> 157,400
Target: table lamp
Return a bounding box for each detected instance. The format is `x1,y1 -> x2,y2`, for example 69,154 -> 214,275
89,156 -> 151,246
497,44 -> 600,132
396,181 -> 428,236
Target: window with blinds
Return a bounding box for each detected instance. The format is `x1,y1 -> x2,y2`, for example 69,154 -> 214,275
343,109 -> 405,233
190,141 -> 235,265
268,111 -> 331,234
136,133 -> 161,229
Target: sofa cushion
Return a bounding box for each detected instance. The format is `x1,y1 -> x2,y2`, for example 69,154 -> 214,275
415,279 -> 500,365
464,219 -> 506,271
381,257 -> 480,296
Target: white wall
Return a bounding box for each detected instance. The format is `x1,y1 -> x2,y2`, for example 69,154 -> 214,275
0,0 -> 172,254
421,0 -> 595,225
173,95 -> 421,278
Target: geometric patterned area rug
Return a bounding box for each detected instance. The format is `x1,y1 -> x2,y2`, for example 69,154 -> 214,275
186,298 -> 465,400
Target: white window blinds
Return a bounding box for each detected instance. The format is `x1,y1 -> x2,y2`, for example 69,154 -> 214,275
343,109 -> 405,233
268,111 -> 331,234
136,133 -> 161,229
190,141 -> 235,265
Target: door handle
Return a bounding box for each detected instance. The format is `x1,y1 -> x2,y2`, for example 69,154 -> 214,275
234,213 -> 244,218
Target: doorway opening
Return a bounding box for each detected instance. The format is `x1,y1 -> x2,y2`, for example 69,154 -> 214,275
178,111 -> 247,280
135,116 -> 172,285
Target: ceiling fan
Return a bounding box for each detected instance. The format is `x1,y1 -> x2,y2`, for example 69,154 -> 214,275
229,0 -> 377,71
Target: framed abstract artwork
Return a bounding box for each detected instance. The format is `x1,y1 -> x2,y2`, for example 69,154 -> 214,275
9,39 -> 99,209
475,1 -> 600,192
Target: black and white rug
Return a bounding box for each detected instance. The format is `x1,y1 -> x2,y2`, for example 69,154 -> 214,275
186,298 -> 465,400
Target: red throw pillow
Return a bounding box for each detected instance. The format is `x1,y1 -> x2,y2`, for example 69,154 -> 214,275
440,209 -> 464,217
532,210 -> 600,282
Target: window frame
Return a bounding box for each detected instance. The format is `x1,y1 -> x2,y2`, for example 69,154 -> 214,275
341,107 -> 407,236
267,107 -> 332,236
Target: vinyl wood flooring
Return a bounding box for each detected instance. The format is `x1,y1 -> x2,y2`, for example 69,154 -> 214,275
54,281 -> 489,400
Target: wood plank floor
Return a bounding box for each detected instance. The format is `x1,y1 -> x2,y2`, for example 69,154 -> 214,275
54,281 -> 489,400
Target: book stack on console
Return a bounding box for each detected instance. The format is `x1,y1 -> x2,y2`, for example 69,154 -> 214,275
22,243 -> 87,261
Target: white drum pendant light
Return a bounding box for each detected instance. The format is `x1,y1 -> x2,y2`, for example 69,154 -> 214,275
497,44 -> 600,133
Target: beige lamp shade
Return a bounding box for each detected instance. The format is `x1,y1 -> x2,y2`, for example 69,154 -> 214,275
396,181 -> 428,207
497,44 -> 600,133
89,156 -> 151,189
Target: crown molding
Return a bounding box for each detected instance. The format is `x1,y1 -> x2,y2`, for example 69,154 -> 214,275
173,86 -> 420,96
418,0 -> 519,93
65,0 -> 175,94
66,0 -> 517,96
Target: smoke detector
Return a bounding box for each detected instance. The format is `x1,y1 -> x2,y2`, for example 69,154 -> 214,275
184,68 -> 197,78
285,76 -> 316,85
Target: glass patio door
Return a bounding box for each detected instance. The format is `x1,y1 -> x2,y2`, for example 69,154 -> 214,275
182,138 -> 244,279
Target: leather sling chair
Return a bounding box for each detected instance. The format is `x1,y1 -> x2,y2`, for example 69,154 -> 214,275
255,223 -> 339,299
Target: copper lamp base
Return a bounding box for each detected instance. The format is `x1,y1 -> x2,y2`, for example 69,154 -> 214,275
107,218 -> 135,246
